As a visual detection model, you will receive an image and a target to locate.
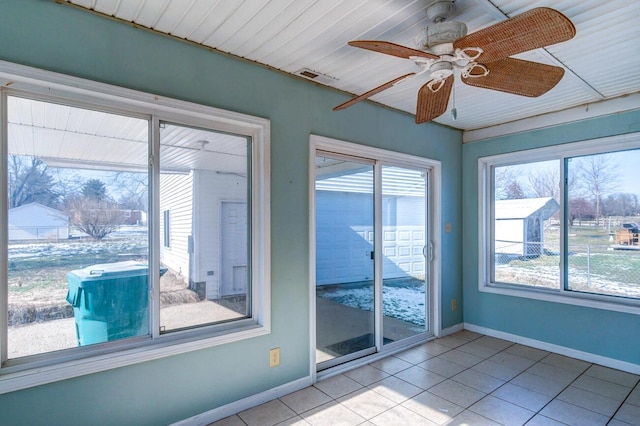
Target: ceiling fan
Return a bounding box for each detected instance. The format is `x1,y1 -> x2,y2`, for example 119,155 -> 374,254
333,1 -> 576,124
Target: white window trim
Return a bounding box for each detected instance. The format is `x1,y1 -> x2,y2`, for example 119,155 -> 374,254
0,60 -> 271,394
478,132 -> 640,315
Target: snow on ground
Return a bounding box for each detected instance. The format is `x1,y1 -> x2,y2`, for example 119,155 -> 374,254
8,238 -> 147,259
496,260 -> 640,298
319,282 -> 426,326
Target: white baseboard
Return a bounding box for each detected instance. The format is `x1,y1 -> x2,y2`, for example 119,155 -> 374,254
440,323 -> 464,337
171,376 -> 313,426
464,323 -> 640,375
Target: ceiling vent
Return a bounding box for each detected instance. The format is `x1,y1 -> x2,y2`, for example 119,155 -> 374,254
296,68 -> 339,85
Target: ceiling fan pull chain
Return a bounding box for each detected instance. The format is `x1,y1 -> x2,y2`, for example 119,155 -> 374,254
451,81 -> 458,120
462,62 -> 489,79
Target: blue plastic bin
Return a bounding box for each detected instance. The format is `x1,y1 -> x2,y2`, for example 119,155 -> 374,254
66,261 -> 151,346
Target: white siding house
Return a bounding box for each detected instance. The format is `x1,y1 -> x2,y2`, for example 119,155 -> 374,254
495,197 -> 560,257
159,173 -> 193,286
159,170 -> 247,300
8,203 -> 69,241
315,167 -> 426,286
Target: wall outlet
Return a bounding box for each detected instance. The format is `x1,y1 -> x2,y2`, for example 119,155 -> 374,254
451,299 -> 457,311
269,347 -> 280,367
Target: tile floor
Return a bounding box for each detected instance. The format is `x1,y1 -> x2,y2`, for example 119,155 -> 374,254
211,331 -> 640,425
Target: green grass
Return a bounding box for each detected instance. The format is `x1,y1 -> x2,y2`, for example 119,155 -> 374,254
8,237 -> 148,304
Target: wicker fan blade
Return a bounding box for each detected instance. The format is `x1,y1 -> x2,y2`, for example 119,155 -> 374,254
462,58 -> 565,97
349,40 -> 439,60
454,7 -> 575,63
416,75 -> 453,124
334,73 -> 415,111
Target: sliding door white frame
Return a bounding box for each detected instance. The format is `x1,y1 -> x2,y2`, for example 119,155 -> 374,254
309,134 -> 442,381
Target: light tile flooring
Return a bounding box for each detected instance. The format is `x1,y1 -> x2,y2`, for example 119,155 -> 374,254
212,331 -> 640,425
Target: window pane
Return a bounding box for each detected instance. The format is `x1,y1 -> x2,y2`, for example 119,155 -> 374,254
381,166 -> 427,343
566,150 -> 640,299
159,123 -> 250,332
6,96 -> 149,359
315,155 -> 375,366
492,160 -> 560,289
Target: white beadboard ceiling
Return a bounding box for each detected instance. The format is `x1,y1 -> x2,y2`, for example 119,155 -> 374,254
59,0 -> 640,134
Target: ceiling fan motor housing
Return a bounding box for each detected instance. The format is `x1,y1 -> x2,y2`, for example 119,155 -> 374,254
421,21 -> 468,50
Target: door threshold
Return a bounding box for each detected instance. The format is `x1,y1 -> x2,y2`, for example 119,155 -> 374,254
315,334 -> 435,382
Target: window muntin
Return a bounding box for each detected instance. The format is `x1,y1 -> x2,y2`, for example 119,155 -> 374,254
482,138 -> 640,309
158,122 -> 250,332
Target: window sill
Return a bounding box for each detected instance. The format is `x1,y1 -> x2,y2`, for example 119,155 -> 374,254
0,321 -> 269,395
480,283 -> 640,315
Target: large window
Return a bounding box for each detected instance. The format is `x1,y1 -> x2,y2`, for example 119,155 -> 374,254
158,122 -> 251,332
0,63 -> 270,391
480,134 -> 640,311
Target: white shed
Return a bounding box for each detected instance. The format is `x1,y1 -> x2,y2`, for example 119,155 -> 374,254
8,203 -> 69,241
495,197 -> 559,257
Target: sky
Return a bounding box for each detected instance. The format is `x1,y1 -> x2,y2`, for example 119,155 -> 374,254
499,149 -> 640,198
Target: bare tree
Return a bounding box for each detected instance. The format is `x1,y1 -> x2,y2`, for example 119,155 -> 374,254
504,180 -> 526,199
110,172 -> 148,211
68,179 -> 123,240
69,197 -> 125,240
568,197 -> 595,226
7,155 -> 60,208
573,155 -> 620,225
603,192 -> 640,217
528,167 -> 560,200
493,166 -> 524,200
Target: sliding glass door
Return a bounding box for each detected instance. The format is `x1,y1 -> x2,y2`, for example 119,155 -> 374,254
314,148 -> 432,371
315,153 -> 375,368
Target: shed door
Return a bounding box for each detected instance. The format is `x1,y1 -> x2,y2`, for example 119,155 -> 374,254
221,202 -> 247,296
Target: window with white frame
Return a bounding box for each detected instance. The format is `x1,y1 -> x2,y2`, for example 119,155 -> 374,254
479,134 -> 640,311
0,63 -> 270,390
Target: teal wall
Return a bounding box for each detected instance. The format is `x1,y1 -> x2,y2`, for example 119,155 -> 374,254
0,1 -> 462,425
462,109 -> 640,366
